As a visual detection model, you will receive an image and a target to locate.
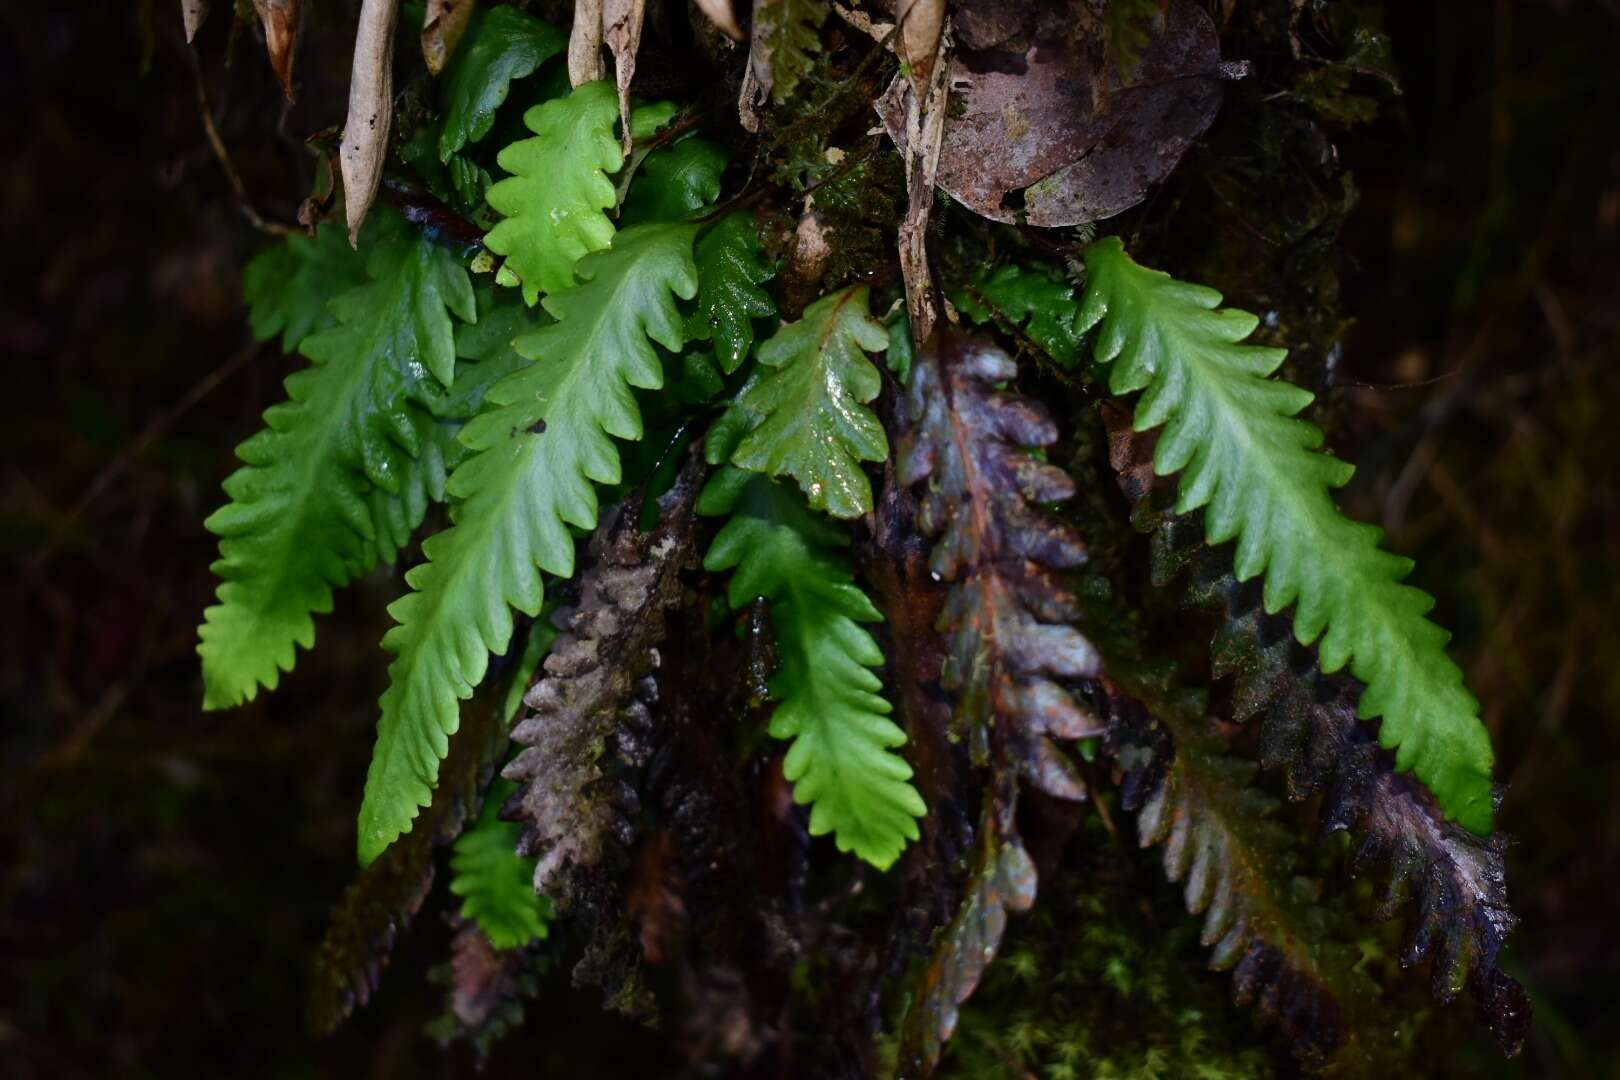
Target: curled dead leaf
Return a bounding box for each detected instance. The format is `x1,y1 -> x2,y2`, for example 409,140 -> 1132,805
604,0 -> 647,156
878,0 -> 1226,226
181,0 -> 209,43
895,0 -> 945,93
252,0 -> 301,102
339,0 -> 398,246
422,0 -> 477,77
569,0 -> 607,86
694,0 -> 744,42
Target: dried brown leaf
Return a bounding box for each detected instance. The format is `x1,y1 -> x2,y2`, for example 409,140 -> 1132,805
308,670 -> 511,1033
569,0 -> 607,86
694,0 -> 745,42
252,0 -> 300,102
895,0 -> 945,92
422,0 -> 477,76
877,0 -> 1224,226
339,0 -> 397,245
503,458 -> 703,908
895,21 -> 951,344
604,0 -> 647,156
181,0 -> 209,43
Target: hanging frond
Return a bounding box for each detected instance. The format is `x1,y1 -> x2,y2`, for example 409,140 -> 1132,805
1101,677 -> 1391,1070
898,330 -> 1103,797
897,783 -> 1035,1074
699,460 -> 924,869
484,80 -> 624,304
357,221 -> 699,865
425,921 -> 542,1062
504,459 -> 704,904
620,136 -> 728,226
198,211 -> 476,709
309,654 -> 521,1032
1080,237 -> 1496,834
893,330 -> 1102,1071
956,263 -> 1085,368
1106,409 -> 1530,1054
241,219 -> 368,352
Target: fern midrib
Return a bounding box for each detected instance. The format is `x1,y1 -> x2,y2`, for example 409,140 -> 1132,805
768,287 -> 865,433
775,581 -> 860,746
938,362 -> 1016,732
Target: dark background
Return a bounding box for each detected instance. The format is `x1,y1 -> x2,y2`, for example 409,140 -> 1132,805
2,1 -> 1616,1076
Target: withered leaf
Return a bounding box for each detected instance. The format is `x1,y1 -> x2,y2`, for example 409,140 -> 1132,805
426,921 -> 541,1061
898,330 -> 1102,799
422,0 -> 477,77
897,786 -> 1035,1075
1106,408 -> 1531,1055
181,0 -> 209,43
877,0 -> 1225,226
308,665 -> 511,1033
694,0 -> 744,42
1102,680 -> 1385,1070
339,0 -> 398,244
503,458 -> 703,909
603,0 -> 647,156
894,331 -> 1101,1072
895,0 -> 946,93
252,0 -> 300,102
569,0 -> 607,86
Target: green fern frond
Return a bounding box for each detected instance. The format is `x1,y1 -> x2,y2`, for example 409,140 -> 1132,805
242,220 -> 368,352
357,222 -> 699,865
198,212 -> 476,710
449,778 -> 552,950
722,285 -> 889,519
438,6 -> 566,161
484,81 -> 623,304
360,291 -> 550,566
620,136 -> 728,226
687,213 -> 776,373
956,264 -> 1084,368
699,467 -> 923,869
1079,237 -> 1495,833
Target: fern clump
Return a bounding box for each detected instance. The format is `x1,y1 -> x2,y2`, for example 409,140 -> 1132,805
360,222 -> 699,863
188,3 -> 1524,1073
199,210 -> 475,708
